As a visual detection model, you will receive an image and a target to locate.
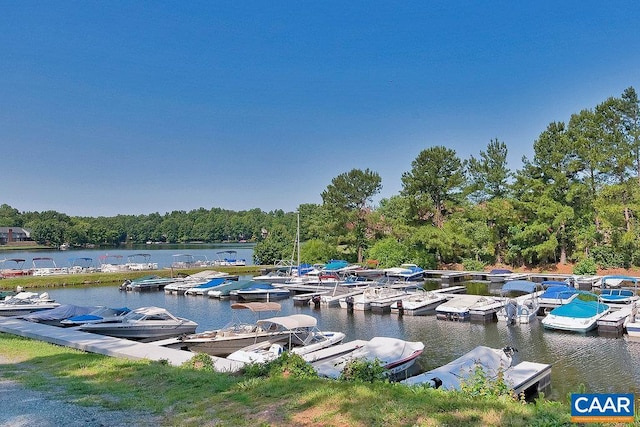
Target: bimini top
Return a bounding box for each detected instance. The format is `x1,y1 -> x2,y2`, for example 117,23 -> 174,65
257,314 -> 318,330
230,302 -> 282,312
501,280 -> 538,294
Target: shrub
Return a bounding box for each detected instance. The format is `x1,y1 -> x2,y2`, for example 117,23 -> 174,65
461,258 -> 485,272
339,358 -> 387,382
573,258 -> 597,275
182,353 -> 215,371
242,352 -> 317,379
459,364 -> 511,398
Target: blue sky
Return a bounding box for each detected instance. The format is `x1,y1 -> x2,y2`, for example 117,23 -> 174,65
2,2 -> 639,217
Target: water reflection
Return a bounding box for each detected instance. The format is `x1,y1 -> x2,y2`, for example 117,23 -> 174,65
43,285 -> 640,401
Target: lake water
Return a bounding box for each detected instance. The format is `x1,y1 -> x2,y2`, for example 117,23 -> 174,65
42,282 -> 640,401
0,244 -> 256,269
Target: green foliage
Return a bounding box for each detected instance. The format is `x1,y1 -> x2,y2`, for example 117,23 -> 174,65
461,258 -> 485,272
182,353 -> 215,371
242,352 -> 317,380
253,224 -> 295,265
459,364 -> 511,398
573,257 -> 597,275
590,245 -> 627,269
300,238 -> 340,264
339,358 -> 387,383
366,237 -> 410,268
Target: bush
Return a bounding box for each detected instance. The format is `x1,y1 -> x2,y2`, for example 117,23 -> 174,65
573,258 -> 597,275
242,352 -> 317,379
182,353 -> 215,371
459,364 -> 511,398
461,258 -> 485,272
339,358 -> 387,382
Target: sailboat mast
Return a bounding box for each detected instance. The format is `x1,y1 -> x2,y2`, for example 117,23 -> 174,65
297,212 -> 300,266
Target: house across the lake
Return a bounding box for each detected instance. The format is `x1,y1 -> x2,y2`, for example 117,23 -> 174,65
0,227 -> 32,245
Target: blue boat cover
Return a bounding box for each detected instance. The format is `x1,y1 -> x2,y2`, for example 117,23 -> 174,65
324,260 -> 349,270
490,269 -> 512,274
540,285 -> 578,299
501,280 -> 538,294
549,299 -> 608,318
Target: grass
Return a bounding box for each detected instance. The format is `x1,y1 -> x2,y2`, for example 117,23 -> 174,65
0,333 -> 586,427
0,266 -> 263,290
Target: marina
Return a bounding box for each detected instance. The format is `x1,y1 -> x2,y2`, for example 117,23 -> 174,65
0,279 -> 638,401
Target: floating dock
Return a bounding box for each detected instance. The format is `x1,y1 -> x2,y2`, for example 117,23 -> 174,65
597,303 -> 636,335
504,361 -> 552,397
0,317 -> 244,372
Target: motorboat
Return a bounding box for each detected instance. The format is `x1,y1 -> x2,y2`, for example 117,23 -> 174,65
214,250 -> 246,266
67,257 -> 95,274
178,302 -> 286,356
226,314 -> 346,363
625,302 -> 640,337
496,280 -> 544,324
390,289 -> 449,316
312,336 -> 424,380
538,284 -> 579,309
184,278 -> 230,296
338,286 -> 406,311
164,270 -> 234,295
383,263 -> 425,283
78,306 -> 198,341
21,304 -> 98,326
119,275 -> 176,291
597,275 -> 638,289
98,254 -> 128,272
207,279 -> 256,298
125,253 -> 158,271
229,282 -> 290,301
541,293 -> 610,333
598,288 -> 638,305
435,294 -> 502,321
402,346 -> 517,389
31,257 -> 68,276
0,258 -> 31,278
60,306 -> 131,326
0,292 -> 60,316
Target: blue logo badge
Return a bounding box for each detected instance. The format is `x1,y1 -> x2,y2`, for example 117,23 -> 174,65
571,393 -> 635,423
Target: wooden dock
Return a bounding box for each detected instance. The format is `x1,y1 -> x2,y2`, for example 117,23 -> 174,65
0,317 -> 244,372
504,361 -> 552,397
597,303 -> 636,335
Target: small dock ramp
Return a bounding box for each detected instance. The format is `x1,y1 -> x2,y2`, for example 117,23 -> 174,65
0,317 -> 244,372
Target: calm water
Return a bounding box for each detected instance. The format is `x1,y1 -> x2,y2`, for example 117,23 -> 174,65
43,283 -> 640,401
0,244 -> 256,269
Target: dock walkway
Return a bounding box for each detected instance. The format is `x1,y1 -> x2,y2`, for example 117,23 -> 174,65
0,317 -> 244,372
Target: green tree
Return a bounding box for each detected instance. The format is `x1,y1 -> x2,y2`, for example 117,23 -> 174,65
253,224 -> 295,265
466,138 -> 511,202
401,146 -> 465,228
321,168 -> 382,263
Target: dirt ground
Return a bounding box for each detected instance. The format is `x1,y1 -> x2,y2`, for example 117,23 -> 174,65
479,262 -> 640,277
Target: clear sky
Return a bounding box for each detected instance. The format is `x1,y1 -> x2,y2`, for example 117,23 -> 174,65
2,2 -> 639,217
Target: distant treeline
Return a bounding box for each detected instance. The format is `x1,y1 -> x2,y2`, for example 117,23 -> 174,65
3,87 -> 640,272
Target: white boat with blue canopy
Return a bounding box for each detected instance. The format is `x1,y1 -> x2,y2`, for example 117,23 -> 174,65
538,283 -> 579,309
496,280 -> 543,324
599,288 -> 638,305
541,293 -> 610,333
598,275 -> 638,289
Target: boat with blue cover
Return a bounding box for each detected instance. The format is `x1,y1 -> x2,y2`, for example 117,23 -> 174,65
538,283 -> 579,310
599,288 -> 638,305
541,293 -> 610,332
229,282 -> 291,301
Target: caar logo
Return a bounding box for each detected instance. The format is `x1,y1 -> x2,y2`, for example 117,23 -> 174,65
571,393 -> 635,423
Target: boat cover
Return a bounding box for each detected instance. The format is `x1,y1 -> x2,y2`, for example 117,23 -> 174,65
501,280 -> 538,294
21,304 -> 97,322
549,299 -> 608,318
257,314 -> 317,330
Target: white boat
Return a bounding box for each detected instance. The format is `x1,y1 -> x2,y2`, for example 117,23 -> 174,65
60,306 -> 131,326
178,302 -> 288,356
21,304 -> 98,326
214,250 -> 246,266
496,280 -> 544,324
125,253 -> 158,271
435,294 -> 501,321
541,294 -> 610,333
164,270 -> 232,295
402,346 -> 516,389
99,254 -> 128,272
31,257 -> 68,276
207,279 -> 255,298
625,302 -> 640,337
538,283 -> 579,308
338,286 -> 406,311
119,275 -> 176,291
184,278 -> 232,296
597,275 -> 638,289
229,282 -> 290,301
0,292 -> 60,316
312,336 -> 424,380
226,314 -> 346,364
390,289 -> 449,316
79,306 -> 197,341
598,288 -> 639,305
